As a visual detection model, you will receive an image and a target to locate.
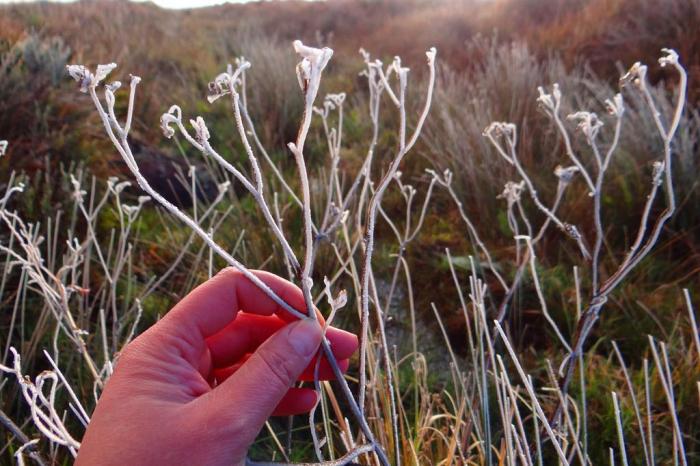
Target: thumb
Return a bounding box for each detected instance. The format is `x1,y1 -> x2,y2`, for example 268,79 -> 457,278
208,318 -> 322,432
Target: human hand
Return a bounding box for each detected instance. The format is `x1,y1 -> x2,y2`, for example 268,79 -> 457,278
75,268 -> 358,466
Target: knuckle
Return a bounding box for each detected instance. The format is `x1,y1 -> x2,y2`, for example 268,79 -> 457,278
257,349 -> 296,389
217,266 -> 241,279
216,266 -> 251,284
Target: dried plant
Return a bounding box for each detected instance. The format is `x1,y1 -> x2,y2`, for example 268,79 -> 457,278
0,39 -> 696,466
60,39 -> 440,466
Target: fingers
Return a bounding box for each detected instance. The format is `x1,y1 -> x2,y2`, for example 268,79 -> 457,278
206,312 -> 358,368
160,268 -> 307,341
299,357 -> 350,381
213,354 -> 350,383
194,319 -> 322,440
272,388 -> 318,416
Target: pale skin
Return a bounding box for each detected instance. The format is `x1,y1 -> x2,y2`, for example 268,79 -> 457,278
76,268 -> 358,466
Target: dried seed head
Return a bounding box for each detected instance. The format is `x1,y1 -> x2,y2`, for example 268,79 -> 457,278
554,165 -> 580,184
293,40 -> 333,71
296,59 -> 312,92
620,62 -> 647,88
567,111 -> 604,142
605,93 -> 625,117
552,83 -> 561,102
106,81 -> 122,92
537,83 -> 562,114
160,105 -> 182,139
121,203 -> 141,220
66,64 -> 94,93
66,63 -> 117,92
483,121 -> 516,139
333,289 -> 348,310
425,47 -> 437,64
323,277 -> 348,316
208,72 -> 234,103
207,61 -> 249,104
69,175 -> 87,202
190,117 -> 210,144
95,63 -> 117,83
359,48 -> 370,63
293,40 -> 333,94
107,178 -> 131,195
392,56 -> 409,78
318,92 -> 346,116
326,92 -> 346,108
659,48 -> 679,67
426,168 -> 453,186
498,180 -> 526,206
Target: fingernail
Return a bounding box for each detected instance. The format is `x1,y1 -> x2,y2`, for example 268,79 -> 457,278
288,319 -> 322,357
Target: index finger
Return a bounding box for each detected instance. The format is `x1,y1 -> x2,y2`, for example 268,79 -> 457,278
162,268 -> 307,340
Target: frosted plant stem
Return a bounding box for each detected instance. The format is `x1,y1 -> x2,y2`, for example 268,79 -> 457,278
358,48 -> 436,418
517,236 -> 572,351
0,211 -> 103,387
683,289 -> 700,357
0,408 -> 48,466
202,135 -> 300,274
246,443 -> 375,466
612,341 -> 650,466
484,123 -> 591,259
493,321 -> 569,465
288,41 -> 336,320
602,56 -> 686,293
496,179 -> 569,321
550,104 -> 596,193
649,336 -> 687,465
544,361 -> 585,466
42,351 -> 90,426
320,339 -> 390,466
578,352 -> 588,463
86,82 -> 307,321
591,111 -> 623,293
238,89 -> 303,210
497,356 -> 533,466
397,255 -> 419,420
433,172 -> 507,290
166,91 -> 302,277
369,275 -> 400,466
550,50 -> 687,431
611,392 -> 628,466
643,358 -> 655,465
309,355 -> 324,462
229,78 -> 302,271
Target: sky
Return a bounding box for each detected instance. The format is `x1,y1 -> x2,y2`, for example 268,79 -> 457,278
0,0 -> 265,9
